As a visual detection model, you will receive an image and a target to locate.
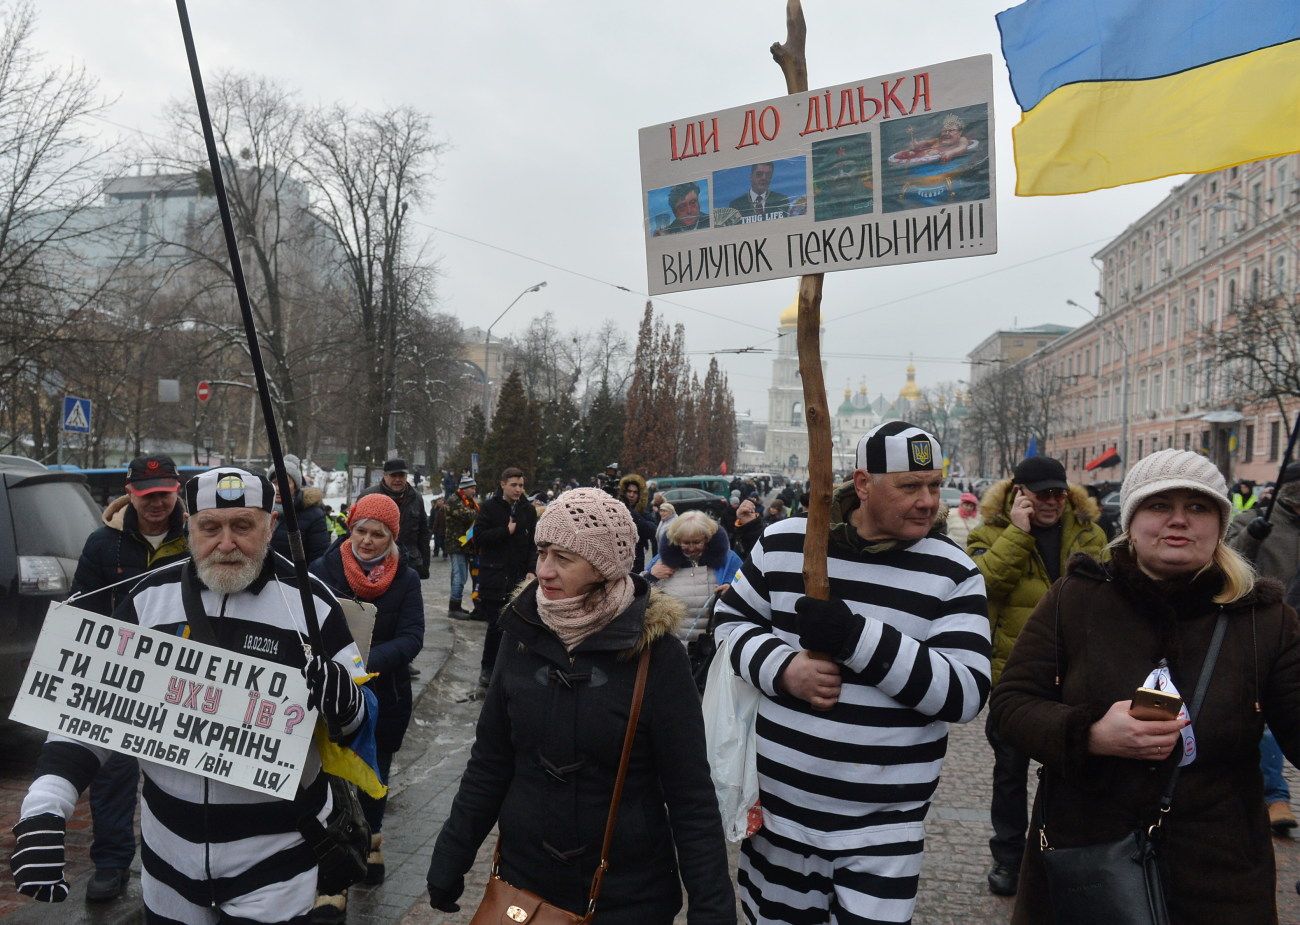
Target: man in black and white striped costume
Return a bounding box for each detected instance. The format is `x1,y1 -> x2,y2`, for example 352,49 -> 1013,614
715,422 -> 991,924
10,468 -> 369,924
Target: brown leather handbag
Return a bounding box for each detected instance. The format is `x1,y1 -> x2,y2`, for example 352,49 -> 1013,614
470,646 -> 651,925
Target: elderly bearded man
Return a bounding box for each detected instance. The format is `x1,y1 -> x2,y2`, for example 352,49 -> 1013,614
10,469 -> 372,924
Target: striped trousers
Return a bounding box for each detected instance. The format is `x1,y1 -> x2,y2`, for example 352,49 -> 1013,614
738,827 -> 925,925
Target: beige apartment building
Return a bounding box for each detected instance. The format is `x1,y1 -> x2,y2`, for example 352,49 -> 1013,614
971,154 -> 1300,488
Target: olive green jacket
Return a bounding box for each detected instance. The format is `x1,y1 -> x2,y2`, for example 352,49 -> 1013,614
967,480 -> 1107,684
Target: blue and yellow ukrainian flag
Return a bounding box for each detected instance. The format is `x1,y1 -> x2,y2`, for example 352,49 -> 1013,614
316,685 -> 387,798
997,0 -> 1300,196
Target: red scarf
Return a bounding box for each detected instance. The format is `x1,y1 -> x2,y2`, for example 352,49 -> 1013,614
341,542 -> 399,600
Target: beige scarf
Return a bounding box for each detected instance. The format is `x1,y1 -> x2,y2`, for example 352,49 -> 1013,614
536,575 -> 635,652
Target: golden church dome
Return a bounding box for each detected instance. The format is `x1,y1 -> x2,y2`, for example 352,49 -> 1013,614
779,298 -> 821,328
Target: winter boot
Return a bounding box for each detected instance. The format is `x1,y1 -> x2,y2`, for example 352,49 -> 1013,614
310,891 -> 346,924
365,833 -> 385,885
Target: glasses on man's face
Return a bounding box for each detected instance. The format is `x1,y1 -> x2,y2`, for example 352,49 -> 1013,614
1029,487 -> 1067,500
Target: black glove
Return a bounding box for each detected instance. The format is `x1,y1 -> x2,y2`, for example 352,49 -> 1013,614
794,596 -> 865,661
1246,516 -> 1273,541
303,655 -> 362,729
426,875 -> 464,912
416,562 -> 430,580
11,813 -> 68,902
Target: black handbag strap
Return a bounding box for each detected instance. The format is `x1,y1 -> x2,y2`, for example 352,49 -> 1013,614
1040,610 -> 1228,844
1156,610 -> 1229,814
491,645 -> 651,921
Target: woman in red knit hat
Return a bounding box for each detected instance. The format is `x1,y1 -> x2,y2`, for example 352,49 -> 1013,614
309,493 -> 425,922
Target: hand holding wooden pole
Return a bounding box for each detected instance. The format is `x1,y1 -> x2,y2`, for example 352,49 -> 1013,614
772,1 -> 835,707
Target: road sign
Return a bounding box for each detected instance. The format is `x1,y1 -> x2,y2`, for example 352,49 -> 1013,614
61,396 -> 92,434
197,380 -> 211,402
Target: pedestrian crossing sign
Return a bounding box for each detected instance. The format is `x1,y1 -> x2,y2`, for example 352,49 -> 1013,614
62,396 -> 92,434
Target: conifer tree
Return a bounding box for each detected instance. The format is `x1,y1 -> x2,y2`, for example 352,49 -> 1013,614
481,369 -> 537,487
536,392 -> 582,485
580,376 -> 624,483
445,404 -> 486,478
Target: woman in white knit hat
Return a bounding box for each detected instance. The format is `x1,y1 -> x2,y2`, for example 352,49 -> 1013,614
424,488 -> 736,924
989,449 -> 1300,923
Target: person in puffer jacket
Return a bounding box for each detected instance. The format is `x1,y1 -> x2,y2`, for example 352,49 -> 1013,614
965,455 -> 1107,897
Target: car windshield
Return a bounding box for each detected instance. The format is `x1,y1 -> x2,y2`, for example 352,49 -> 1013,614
9,477 -> 101,557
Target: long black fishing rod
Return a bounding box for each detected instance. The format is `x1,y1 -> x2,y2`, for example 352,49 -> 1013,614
173,1 -> 323,658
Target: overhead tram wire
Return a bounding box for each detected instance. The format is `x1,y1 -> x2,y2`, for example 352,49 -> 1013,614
79,107 -> 1116,348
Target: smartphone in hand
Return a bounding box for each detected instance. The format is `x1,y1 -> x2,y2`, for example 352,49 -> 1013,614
1130,687 -> 1183,721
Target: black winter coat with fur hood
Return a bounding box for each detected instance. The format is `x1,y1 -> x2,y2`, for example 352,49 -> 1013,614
426,574 -> 736,925
991,548 -> 1300,925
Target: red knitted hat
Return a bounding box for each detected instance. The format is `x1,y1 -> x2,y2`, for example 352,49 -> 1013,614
348,493 -> 401,540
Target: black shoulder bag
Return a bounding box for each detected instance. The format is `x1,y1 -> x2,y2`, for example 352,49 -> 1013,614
1038,611 -> 1228,925
178,564 -> 370,895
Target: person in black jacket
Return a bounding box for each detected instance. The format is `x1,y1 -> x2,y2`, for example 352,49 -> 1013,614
617,473 -> 657,572
425,488 -> 736,924
269,456 -> 330,566
473,467 -> 538,687
310,492 -> 425,920
359,458 -> 431,578
67,454 -> 189,902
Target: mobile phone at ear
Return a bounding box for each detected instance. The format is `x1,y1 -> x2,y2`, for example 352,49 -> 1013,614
1130,687 -> 1183,721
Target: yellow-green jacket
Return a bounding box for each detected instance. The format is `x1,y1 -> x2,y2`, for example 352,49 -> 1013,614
967,480 -> 1107,684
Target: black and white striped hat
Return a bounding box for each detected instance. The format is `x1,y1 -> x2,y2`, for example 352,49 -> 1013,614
855,421 -> 942,474
184,468 -> 275,513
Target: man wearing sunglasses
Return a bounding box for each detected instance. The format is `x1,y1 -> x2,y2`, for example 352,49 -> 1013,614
966,455 -> 1108,897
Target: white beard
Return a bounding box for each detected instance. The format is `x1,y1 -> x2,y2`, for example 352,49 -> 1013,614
195,548 -> 265,595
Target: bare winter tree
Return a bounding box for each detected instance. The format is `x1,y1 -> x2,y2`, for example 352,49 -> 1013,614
0,1 -> 127,459
152,72 -> 358,456
1201,285 -> 1300,431
299,104 -> 447,459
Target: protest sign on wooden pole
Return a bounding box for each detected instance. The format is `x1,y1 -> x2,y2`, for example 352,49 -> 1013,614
771,1 -> 830,602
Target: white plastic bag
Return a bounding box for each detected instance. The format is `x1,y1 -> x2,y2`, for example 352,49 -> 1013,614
701,633 -> 762,842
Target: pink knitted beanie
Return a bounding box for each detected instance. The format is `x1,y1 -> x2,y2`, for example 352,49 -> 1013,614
535,488 -> 636,581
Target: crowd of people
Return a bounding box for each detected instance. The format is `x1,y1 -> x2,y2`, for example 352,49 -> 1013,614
12,430 -> 1300,924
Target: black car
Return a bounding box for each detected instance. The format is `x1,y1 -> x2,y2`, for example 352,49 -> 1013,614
660,487 -> 730,523
0,459 -> 101,719
1099,490 -> 1122,539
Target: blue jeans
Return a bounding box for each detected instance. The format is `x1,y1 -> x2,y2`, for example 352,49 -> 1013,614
90,753 -> 138,868
449,553 -> 469,603
1261,725 -> 1291,804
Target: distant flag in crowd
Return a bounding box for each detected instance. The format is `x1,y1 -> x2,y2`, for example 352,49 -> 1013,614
1024,436 -> 1038,459
996,0 -> 1300,196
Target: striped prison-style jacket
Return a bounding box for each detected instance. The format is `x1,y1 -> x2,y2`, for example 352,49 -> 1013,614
714,513 -> 991,851
23,554 -> 367,920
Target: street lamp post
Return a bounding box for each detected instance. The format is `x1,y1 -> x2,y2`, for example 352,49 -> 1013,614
482,281 -> 547,420
1067,298 -> 1129,478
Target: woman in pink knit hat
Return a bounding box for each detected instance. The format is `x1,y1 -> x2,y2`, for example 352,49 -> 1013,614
309,492 -> 425,921
425,487 -> 736,924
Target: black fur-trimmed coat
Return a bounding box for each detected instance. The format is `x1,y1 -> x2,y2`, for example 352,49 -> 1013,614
426,575 -> 736,924
991,548 -> 1300,924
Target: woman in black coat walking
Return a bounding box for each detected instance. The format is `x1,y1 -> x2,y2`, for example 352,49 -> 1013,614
425,488 -> 736,924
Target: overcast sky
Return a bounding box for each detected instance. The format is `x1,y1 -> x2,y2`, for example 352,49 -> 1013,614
33,0 -> 1185,423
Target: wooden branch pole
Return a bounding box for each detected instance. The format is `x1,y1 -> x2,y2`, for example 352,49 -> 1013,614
772,2 -> 831,603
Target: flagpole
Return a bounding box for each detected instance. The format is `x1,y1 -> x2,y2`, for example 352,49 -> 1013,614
172,1 -> 324,659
